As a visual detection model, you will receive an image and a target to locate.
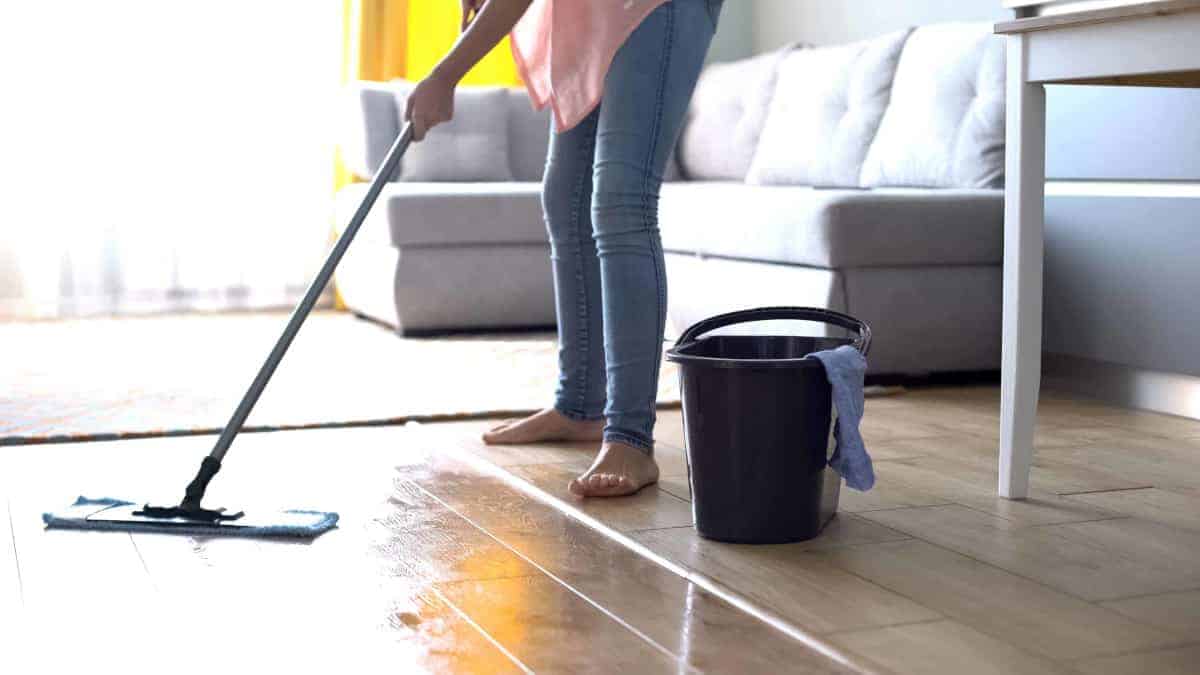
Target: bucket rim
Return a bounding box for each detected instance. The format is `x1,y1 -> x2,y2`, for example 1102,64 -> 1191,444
673,306 -> 871,357
665,348 -> 847,369
664,354 -> 829,369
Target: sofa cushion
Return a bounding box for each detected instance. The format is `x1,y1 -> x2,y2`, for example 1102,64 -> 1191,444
337,182 -> 547,248
507,88 -> 552,181
657,182 -> 1002,268
860,23 -> 1005,189
746,29 -> 910,188
395,85 -> 514,182
677,46 -> 793,181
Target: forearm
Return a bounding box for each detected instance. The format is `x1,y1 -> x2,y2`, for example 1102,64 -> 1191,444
433,0 -> 533,83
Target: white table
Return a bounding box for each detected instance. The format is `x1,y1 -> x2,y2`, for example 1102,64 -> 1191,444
995,0 -> 1200,498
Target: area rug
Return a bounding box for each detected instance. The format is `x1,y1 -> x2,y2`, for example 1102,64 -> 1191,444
0,312 -> 681,446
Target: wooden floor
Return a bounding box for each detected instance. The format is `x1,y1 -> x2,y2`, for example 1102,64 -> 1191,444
3,386 -> 1200,674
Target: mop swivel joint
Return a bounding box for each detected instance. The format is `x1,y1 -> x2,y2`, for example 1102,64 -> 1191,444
181,455 -> 223,510
128,455 -> 247,523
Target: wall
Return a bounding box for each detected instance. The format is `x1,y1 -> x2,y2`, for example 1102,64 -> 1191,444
708,1 -> 755,62
1042,87 -> 1200,390
751,0 -> 1005,48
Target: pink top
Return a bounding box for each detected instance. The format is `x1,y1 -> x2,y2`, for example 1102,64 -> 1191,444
511,0 -> 670,132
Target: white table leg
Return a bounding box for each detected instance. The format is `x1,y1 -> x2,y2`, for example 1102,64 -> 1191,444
999,36 -> 1046,500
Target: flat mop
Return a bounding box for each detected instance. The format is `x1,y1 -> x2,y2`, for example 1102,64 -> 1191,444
44,124 -> 416,538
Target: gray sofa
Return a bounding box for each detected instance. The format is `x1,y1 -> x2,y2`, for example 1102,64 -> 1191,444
336,22 -> 1005,375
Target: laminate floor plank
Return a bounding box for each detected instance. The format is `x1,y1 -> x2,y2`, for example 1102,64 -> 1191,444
1065,486 -> 1200,534
631,526 -> 940,634
1039,516 -> 1200,599
0,499 -> 19,617
1038,436 -> 1200,491
437,575 -> 687,674
868,455 -> 1130,526
813,539 -> 1179,661
1100,589 -> 1200,640
860,505 -> 1200,602
1074,644 -> 1200,675
828,619 -> 1074,675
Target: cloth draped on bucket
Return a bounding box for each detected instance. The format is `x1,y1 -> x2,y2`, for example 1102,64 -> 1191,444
807,345 -> 875,491
510,0 -> 671,131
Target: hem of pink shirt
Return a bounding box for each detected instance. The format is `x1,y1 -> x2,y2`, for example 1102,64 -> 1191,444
509,0 -> 669,134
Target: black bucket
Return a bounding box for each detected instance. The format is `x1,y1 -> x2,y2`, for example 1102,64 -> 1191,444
665,307 -> 872,544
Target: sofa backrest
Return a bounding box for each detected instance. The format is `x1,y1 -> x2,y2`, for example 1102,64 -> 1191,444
677,46 -> 794,181
745,29 -> 910,188
340,79 -> 402,181
677,21 -> 1005,189
860,23 -> 1006,189
340,80 -> 550,183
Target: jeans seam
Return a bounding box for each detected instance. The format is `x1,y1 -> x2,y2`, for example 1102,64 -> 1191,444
645,3 -> 673,195
566,119 -> 598,417
639,2 -> 674,444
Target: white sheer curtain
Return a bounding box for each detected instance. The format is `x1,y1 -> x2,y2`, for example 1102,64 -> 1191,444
0,1 -> 341,319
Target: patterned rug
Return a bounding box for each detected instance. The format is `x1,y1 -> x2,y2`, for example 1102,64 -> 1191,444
1,312 -> 681,446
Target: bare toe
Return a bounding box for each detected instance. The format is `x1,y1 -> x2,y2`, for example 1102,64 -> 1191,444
568,477 -> 586,496
570,443 -> 660,498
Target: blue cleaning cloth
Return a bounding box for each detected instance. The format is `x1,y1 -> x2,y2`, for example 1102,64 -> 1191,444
43,496 -> 339,538
807,345 -> 875,491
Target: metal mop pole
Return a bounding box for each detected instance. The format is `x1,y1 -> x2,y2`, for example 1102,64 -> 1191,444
177,123 -> 415,514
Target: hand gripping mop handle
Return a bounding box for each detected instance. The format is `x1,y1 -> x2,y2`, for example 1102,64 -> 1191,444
179,123 -> 415,511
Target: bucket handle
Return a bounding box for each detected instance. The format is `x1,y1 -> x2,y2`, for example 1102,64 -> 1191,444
674,307 -> 871,356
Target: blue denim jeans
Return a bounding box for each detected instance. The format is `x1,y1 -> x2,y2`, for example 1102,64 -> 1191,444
542,0 -> 721,454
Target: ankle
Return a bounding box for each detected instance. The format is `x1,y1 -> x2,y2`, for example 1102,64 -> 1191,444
551,407 -> 603,426
601,433 -> 653,457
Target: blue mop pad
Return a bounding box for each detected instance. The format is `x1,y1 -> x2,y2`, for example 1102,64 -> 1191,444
43,496 -> 338,538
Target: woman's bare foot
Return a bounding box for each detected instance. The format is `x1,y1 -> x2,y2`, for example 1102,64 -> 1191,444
481,408 -> 604,445
568,441 -> 659,498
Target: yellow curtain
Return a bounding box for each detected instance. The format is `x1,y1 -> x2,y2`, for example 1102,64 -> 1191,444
404,3 -> 521,86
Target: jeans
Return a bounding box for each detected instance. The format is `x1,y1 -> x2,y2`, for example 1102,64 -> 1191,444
542,0 -> 721,454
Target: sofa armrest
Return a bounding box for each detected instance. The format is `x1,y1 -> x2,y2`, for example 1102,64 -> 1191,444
340,80 -> 410,180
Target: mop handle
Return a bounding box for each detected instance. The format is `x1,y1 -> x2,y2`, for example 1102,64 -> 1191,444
183,124 -> 414,504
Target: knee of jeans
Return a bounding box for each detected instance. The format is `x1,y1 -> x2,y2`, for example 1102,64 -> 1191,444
591,166 -> 661,237
541,172 -> 570,241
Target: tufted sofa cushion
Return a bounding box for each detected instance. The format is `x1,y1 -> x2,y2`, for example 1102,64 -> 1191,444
746,29 -> 911,187
860,23 -> 1005,189
677,46 -> 794,181
396,85 -> 514,182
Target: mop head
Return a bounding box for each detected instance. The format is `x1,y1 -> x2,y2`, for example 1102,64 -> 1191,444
43,496 -> 338,538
